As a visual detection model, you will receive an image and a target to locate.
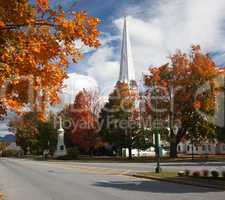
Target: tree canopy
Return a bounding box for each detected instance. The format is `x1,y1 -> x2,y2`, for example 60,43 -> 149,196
99,82 -> 151,158
63,89 -> 102,155
0,0 -> 100,120
144,45 -> 224,157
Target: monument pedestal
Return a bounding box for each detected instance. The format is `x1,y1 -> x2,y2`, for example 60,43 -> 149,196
54,117 -> 67,158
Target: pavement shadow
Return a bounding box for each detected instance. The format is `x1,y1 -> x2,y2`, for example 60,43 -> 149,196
93,180 -> 223,193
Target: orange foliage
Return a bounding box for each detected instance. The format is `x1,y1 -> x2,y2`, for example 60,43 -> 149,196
0,0 -> 100,119
193,101 -> 201,110
68,90 -> 101,154
144,45 -> 221,140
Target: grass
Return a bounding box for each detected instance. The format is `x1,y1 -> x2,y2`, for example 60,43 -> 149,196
70,155 -> 225,163
135,171 -> 225,190
139,171 -> 178,177
22,154 -> 225,163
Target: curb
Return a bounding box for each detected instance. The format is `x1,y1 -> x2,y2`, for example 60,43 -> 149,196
132,174 -> 225,191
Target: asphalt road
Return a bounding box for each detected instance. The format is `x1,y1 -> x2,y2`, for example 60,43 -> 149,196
0,158 -> 225,200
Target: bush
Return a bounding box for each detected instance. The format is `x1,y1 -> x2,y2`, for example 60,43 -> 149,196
222,171 -> 225,179
192,171 -> 201,177
57,147 -> 80,160
211,170 -> 219,178
202,170 -> 209,177
67,147 -> 80,159
177,171 -> 185,176
2,149 -> 18,157
185,169 -> 190,176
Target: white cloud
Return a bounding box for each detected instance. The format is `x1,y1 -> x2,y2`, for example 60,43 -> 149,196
83,0 -> 225,93
87,46 -> 119,92
117,0 -> 225,75
60,73 -> 98,105
73,32 -> 120,94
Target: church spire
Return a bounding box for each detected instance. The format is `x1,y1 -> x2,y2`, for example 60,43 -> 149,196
118,16 -> 136,84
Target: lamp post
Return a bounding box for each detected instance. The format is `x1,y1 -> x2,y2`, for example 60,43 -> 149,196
153,82 -> 161,173
191,135 -> 194,161
154,123 -> 161,173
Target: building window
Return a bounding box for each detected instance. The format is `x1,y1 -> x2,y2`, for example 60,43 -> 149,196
208,145 -> 211,152
187,145 -> 190,151
223,145 -> 225,151
196,146 -> 198,151
202,145 -> 205,151
178,146 -> 181,152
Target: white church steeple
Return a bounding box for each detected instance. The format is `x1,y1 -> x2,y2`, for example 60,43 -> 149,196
118,17 -> 136,85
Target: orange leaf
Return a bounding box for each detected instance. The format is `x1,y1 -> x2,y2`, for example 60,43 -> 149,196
0,20 -> 5,28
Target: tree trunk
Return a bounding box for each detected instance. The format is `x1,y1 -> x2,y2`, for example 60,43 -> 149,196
89,148 -> 93,157
170,142 -> 178,158
170,126 -> 187,158
128,146 -> 132,159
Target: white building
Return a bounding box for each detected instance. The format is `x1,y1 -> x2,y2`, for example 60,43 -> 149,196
122,147 -> 169,157
177,140 -> 225,155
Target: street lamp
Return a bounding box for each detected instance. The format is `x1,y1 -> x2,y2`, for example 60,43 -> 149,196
154,122 -> 161,173
152,82 -> 162,173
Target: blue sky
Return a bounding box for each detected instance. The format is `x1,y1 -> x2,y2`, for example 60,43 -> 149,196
33,0 -> 225,94
61,0 -> 225,92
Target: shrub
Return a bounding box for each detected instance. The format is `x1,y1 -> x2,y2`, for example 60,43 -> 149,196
67,147 -> 80,159
58,147 -> 80,160
192,171 -> 200,177
177,171 -> 185,176
2,149 -> 18,157
202,170 -> 209,177
222,171 -> 225,179
185,169 -> 190,176
211,170 -> 219,178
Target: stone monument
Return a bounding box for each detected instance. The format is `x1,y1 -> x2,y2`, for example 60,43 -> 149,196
54,116 -> 67,157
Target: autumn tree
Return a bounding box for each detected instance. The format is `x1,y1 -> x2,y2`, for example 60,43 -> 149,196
99,82 -> 149,159
0,0 -> 100,120
64,89 -> 102,156
144,45 -> 223,157
215,68 -> 225,142
8,112 -> 57,154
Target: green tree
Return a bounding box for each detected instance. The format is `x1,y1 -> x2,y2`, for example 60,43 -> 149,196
99,82 -> 147,159
36,115 -> 57,155
9,112 -> 57,154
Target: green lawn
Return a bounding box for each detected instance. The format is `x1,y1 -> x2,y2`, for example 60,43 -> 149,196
135,171 -> 225,190
139,171 -> 178,177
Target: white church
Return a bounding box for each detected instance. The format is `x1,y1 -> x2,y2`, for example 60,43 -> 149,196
117,17 -> 225,157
